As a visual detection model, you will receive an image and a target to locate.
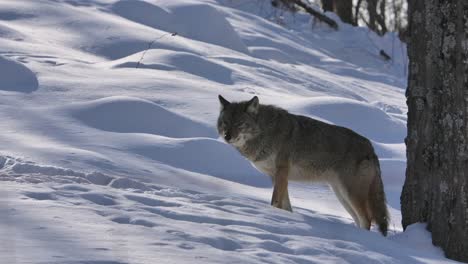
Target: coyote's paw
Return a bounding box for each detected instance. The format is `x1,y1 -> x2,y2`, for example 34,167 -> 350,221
271,201 -> 292,212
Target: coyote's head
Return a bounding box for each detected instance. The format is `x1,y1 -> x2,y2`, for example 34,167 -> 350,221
217,95 -> 260,148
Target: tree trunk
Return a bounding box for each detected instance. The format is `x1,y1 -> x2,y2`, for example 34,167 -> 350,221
354,0 -> 364,25
321,0 -> 334,12
376,0 -> 387,34
367,0 -> 378,32
321,0 -> 354,25
402,0 -> 468,262
334,0 -> 354,25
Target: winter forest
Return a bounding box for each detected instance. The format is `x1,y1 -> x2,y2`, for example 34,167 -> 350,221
0,0 -> 467,263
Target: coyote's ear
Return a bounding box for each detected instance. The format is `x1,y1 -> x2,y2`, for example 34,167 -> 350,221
246,96 -> 259,115
218,95 -> 230,110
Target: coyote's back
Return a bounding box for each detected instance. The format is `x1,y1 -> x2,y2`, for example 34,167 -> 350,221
217,95 -> 389,235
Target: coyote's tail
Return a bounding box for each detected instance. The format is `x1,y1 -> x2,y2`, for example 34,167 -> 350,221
368,155 -> 389,236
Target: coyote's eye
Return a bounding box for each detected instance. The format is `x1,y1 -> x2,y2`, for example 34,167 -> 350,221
220,120 -> 231,131
237,123 -> 246,129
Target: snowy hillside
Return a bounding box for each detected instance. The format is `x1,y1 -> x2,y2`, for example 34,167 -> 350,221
0,0 -> 458,263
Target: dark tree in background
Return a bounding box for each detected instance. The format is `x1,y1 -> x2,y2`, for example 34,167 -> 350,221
321,0 -> 334,12
402,0 -> 468,261
321,0 -> 354,25
321,0 -> 392,33
334,1 -> 353,25
273,0 -> 407,39
366,0 -> 387,35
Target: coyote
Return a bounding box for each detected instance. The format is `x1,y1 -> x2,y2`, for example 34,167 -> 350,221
217,95 -> 389,235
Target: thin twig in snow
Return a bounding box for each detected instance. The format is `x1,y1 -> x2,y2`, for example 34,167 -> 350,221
136,32 -> 177,69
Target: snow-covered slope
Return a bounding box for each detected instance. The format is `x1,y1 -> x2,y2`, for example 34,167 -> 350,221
0,0 -> 457,263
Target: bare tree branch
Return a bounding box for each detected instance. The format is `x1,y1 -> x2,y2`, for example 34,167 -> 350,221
354,0 -> 363,25
291,0 -> 338,29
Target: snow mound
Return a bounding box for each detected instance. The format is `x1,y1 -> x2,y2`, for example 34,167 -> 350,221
23,191 -> 57,200
289,97 -> 406,143
0,56 -> 38,93
391,224 -> 446,254
0,10 -> 34,21
0,24 -> 25,40
70,96 -> 217,138
111,0 -> 248,54
92,39 -> 154,60
130,137 -> 268,187
113,50 -> 234,84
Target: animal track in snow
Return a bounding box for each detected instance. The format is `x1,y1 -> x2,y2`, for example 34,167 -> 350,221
124,194 -> 180,207
3,155 -> 415,264
54,184 -> 90,192
110,216 -> 157,228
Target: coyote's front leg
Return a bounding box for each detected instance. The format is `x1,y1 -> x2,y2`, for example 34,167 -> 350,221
281,188 -> 292,212
271,162 -> 292,212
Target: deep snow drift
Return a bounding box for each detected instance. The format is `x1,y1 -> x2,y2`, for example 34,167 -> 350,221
0,0 -> 458,263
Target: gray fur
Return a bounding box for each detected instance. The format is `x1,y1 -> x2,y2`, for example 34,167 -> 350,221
217,95 -> 389,235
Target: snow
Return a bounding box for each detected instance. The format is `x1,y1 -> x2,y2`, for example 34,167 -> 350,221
0,0 -> 459,263
0,55 -> 38,92
69,96 -> 217,138
287,96 -> 406,143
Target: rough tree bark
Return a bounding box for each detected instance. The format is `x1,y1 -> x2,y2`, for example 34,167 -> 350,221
402,0 -> 468,262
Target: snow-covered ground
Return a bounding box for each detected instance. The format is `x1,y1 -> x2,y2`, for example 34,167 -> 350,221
0,0 -> 458,263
